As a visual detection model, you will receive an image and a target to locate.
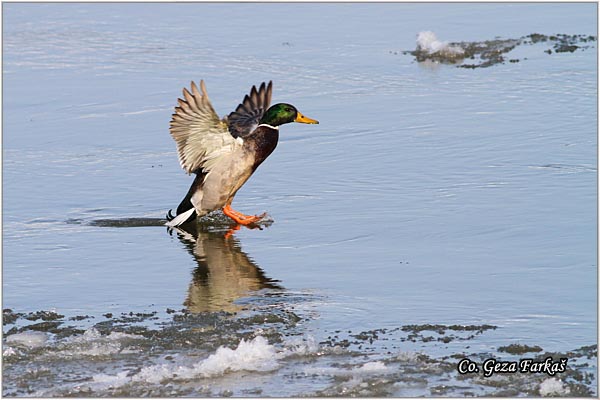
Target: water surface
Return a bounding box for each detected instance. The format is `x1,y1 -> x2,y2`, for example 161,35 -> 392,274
2,3 -> 597,397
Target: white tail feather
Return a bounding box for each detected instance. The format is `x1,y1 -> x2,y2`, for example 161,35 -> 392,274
165,208 -> 196,227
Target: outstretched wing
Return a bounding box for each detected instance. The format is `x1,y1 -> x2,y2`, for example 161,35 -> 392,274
170,80 -> 241,174
227,81 -> 273,138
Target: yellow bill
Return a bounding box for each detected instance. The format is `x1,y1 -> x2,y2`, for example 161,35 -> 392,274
295,111 -> 319,124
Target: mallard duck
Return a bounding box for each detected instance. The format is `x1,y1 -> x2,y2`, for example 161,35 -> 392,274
166,80 -> 318,227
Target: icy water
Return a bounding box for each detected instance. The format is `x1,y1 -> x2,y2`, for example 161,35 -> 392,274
2,3 -> 598,397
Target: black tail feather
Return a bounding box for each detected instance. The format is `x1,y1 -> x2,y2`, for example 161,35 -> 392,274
166,209 -> 176,221
167,171 -> 204,224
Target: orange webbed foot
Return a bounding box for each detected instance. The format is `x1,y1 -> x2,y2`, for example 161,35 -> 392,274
222,205 -> 266,226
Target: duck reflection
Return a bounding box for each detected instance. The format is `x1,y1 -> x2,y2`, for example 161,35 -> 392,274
169,223 -> 282,313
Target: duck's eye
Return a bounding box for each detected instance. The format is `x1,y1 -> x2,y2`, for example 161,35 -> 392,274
285,108 -> 292,112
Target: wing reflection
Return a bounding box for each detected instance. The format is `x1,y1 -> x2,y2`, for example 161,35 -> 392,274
170,224 -> 282,313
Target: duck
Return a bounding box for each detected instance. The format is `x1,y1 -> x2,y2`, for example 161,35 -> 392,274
166,80 -> 318,227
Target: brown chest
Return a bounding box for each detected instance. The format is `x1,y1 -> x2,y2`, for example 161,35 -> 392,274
248,125 -> 279,171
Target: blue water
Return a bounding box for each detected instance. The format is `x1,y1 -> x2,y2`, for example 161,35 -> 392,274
2,3 -> 597,396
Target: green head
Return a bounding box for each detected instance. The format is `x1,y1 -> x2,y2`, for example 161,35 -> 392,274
260,103 -> 319,127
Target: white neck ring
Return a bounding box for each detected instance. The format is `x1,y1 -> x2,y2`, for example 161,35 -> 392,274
257,123 -> 279,130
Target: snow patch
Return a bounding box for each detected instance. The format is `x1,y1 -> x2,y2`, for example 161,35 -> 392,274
416,31 -> 464,56
303,360 -> 389,377
5,331 -> 48,348
3,346 -> 18,357
67,328 -> 141,343
94,336 -> 282,386
356,361 -> 388,372
396,351 -> 420,362
194,335 -> 280,376
539,377 -> 570,396
52,328 -> 144,358
282,335 -> 319,356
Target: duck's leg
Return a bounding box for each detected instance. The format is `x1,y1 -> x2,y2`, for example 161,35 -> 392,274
222,204 -> 266,225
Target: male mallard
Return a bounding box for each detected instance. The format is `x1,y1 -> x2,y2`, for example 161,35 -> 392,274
166,80 -> 318,227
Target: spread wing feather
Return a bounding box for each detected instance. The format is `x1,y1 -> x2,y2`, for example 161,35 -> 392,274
170,80 -> 240,174
227,81 -> 272,138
